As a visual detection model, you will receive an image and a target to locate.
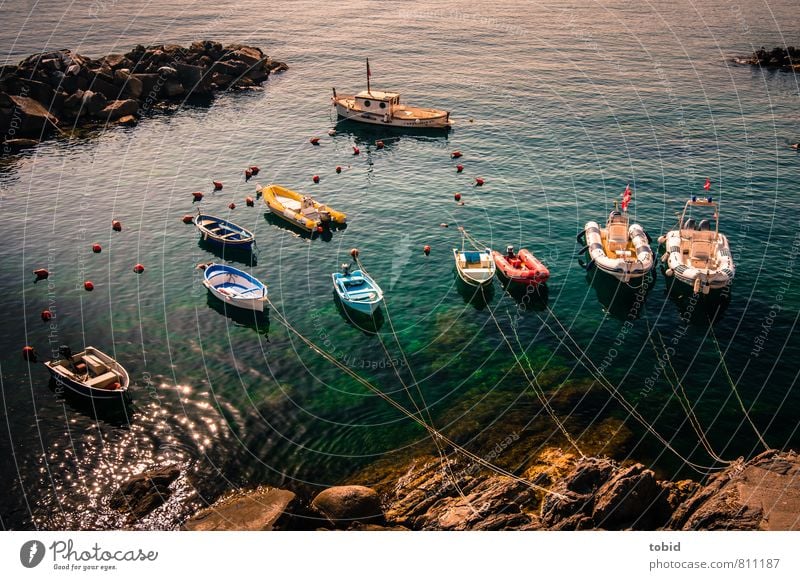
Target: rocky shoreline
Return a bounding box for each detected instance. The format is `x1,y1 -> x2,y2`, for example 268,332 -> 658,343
0,40 -> 287,154
733,46 -> 800,70
110,448 -> 800,531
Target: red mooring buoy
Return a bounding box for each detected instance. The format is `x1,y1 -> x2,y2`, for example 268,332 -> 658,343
423,245 -> 431,256
245,196 -> 254,207
33,268 -> 49,282
41,309 -> 53,322
133,264 -> 145,274
335,166 -> 342,174
350,248 -> 359,259
352,146 -> 360,155
92,243 -> 102,253
316,225 -> 324,233
456,164 -> 464,173
192,192 -> 204,201
312,175 -> 320,184
182,214 -> 194,224
451,151 -> 462,159
454,192 -> 462,202
213,181 -> 223,191
310,137 -> 320,145
112,220 -> 122,231
475,178 -> 485,186
22,346 -> 37,362
245,168 -> 253,180
84,281 -> 94,291
250,166 -> 260,175
229,202 -> 236,210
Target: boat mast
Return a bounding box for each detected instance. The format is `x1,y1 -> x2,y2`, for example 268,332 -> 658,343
366,57 -> 371,95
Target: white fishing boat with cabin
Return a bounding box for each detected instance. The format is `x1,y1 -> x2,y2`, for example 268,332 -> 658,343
332,59 -> 452,130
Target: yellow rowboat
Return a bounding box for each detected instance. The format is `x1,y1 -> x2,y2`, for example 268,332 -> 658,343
258,184 -> 347,232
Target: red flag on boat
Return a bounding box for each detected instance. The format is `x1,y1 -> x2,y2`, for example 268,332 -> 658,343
620,184 -> 632,211
704,178 -> 711,191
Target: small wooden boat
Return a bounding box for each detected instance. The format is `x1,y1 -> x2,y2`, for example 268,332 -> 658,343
492,245 -> 549,286
259,184 -> 346,233
581,210 -> 654,283
201,263 -> 268,312
332,264 -> 383,314
194,213 -> 256,250
658,197 -> 735,295
453,248 -> 496,287
332,59 -> 451,130
44,346 -> 130,401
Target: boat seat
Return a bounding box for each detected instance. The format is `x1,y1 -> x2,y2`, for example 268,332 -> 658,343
219,232 -> 240,239
82,354 -> 106,375
690,240 -> 714,267
86,371 -> 118,389
607,224 -> 628,244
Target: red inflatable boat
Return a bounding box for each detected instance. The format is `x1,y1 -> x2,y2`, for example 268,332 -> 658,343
492,246 -> 549,286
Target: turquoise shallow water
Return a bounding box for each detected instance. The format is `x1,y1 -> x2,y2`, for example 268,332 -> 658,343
1,0 -> 799,529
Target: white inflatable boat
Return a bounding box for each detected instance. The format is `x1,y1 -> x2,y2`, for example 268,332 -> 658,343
581,210 -> 654,282
658,197 -> 735,295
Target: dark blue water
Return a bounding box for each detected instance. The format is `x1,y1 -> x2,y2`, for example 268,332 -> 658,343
1,0 -> 799,529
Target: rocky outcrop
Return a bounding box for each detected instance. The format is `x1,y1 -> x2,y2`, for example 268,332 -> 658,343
667,450 -> 800,531
0,41 -> 287,152
310,485 -> 385,529
109,465 -> 181,520
735,46 -> 800,70
182,487 -> 298,531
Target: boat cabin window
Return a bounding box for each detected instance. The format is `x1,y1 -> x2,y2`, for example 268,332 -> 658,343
363,100 -> 371,107
379,101 -> 387,108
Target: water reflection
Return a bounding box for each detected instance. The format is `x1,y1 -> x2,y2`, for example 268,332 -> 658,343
205,293 -> 271,335
333,292 -> 385,334
585,268 -> 655,321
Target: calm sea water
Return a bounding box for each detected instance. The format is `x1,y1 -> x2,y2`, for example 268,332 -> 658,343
1,0 -> 799,529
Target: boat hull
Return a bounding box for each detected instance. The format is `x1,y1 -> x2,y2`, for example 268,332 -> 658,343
44,346 -> 130,402
335,102 -> 451,129
453,248 -> 496,287
492,249 -> 549,286
662,230 -> 734,294
203,264 -> 268,312
584,221 -> 654,282
332,270 -> 384,314
194,214 -> 255,250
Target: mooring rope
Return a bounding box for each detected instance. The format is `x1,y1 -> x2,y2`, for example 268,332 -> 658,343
485,302 -> 587,457
353,256 -> 481,515
266,298 -> 567,499
536,304 -> 726,474
707,320 -> 770,450
644,316 -> 731,464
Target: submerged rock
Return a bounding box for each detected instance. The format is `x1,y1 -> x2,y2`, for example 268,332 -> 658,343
182,487 -> 297,531
109,465 -> 181,520
735,46 -> 800,70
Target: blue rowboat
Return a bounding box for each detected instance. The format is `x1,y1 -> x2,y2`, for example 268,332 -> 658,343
202,263 -> 268,312
332,264 -> 384,314
44,346 -> 130,402
194,213 -> 256,250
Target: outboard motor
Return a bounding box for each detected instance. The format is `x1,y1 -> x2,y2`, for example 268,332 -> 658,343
341,263 -> 351,276
58,345 -> 73,361
506,245 -> 515,258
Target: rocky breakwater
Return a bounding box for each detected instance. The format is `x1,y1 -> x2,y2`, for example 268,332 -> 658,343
733,46 -> 800,70
0,40 -> 287,153
171,449 -> 800,531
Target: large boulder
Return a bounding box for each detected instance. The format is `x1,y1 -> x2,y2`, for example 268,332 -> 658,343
668,450 -> 800,530
182,487 -> 297,531
109,465 -> 180,519
311,485 -> 385,528
98,99 -> 138,120
0,93 -> 59,136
